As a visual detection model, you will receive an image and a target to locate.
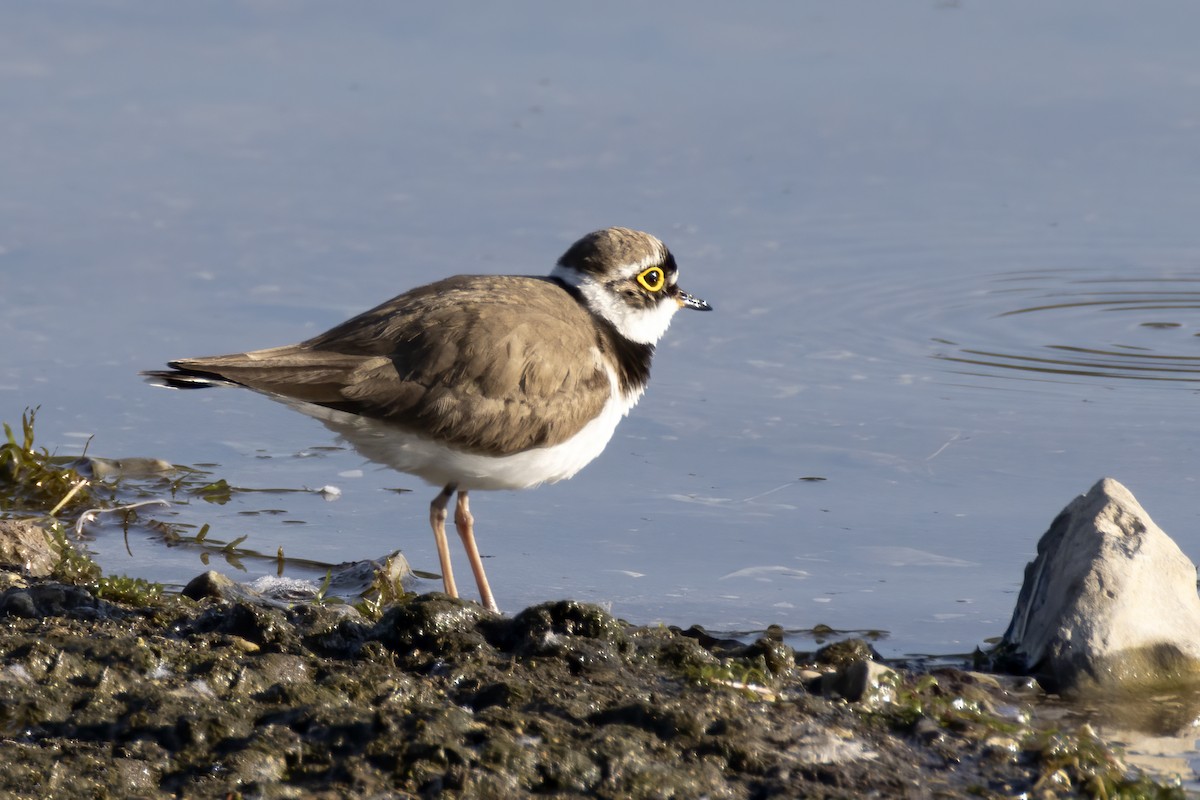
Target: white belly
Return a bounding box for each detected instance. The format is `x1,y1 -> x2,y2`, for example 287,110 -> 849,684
284,375 -> 643,491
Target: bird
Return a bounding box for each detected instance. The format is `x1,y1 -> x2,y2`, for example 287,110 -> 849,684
144,227 -> 711,613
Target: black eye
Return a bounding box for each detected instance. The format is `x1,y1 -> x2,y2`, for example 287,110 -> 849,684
637,267 -> 665,292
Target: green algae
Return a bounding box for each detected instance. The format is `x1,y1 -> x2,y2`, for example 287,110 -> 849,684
0,408 -> 94,515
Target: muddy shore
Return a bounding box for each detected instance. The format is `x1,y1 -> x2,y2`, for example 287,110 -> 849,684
0,562 -> 1182,799
0,423 -> 1183,799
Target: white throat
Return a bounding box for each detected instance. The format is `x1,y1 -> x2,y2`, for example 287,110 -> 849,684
551,265 -> 679,345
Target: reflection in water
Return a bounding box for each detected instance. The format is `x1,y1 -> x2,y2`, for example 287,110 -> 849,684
1046,684 -> 1200,791
933,271 -> 1200,384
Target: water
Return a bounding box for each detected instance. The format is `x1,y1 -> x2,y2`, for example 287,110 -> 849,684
4,3 -> 1200,682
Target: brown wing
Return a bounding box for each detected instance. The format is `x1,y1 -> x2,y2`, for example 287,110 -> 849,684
167,276 -> 614,457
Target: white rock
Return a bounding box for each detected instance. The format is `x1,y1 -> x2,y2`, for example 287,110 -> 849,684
1000,478 -> 1200,691
821,659 -> 898,704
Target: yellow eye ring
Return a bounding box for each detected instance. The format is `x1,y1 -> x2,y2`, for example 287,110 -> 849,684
636,267 -> 666,292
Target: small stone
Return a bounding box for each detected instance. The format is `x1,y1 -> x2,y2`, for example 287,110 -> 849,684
0,519 -> 56,577
182,571 -> 241,601
229,636 -> 261,653
963,671 -> 1003,690
983,735 -> 1020,763
792,726 -> 876,766
182,570 -> 288,609
814,638 -> 881,669
76,456 -> 174,479
0,584 -> 99,619
820,659 -> 897,703
998,478 -> 1200,691
744,636 -> 795,675
912,716 -> 943,744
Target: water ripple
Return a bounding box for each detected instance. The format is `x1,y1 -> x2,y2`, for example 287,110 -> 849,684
931,270 -> 1200,385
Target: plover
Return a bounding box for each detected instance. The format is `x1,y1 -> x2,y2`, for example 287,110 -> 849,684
145,227 -> 711,612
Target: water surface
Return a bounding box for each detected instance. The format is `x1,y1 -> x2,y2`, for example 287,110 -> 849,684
3,3 -> 1200,674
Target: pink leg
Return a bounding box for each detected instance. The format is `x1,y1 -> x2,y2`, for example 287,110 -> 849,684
455,490 -> 499,613
429,485 -> 458,598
